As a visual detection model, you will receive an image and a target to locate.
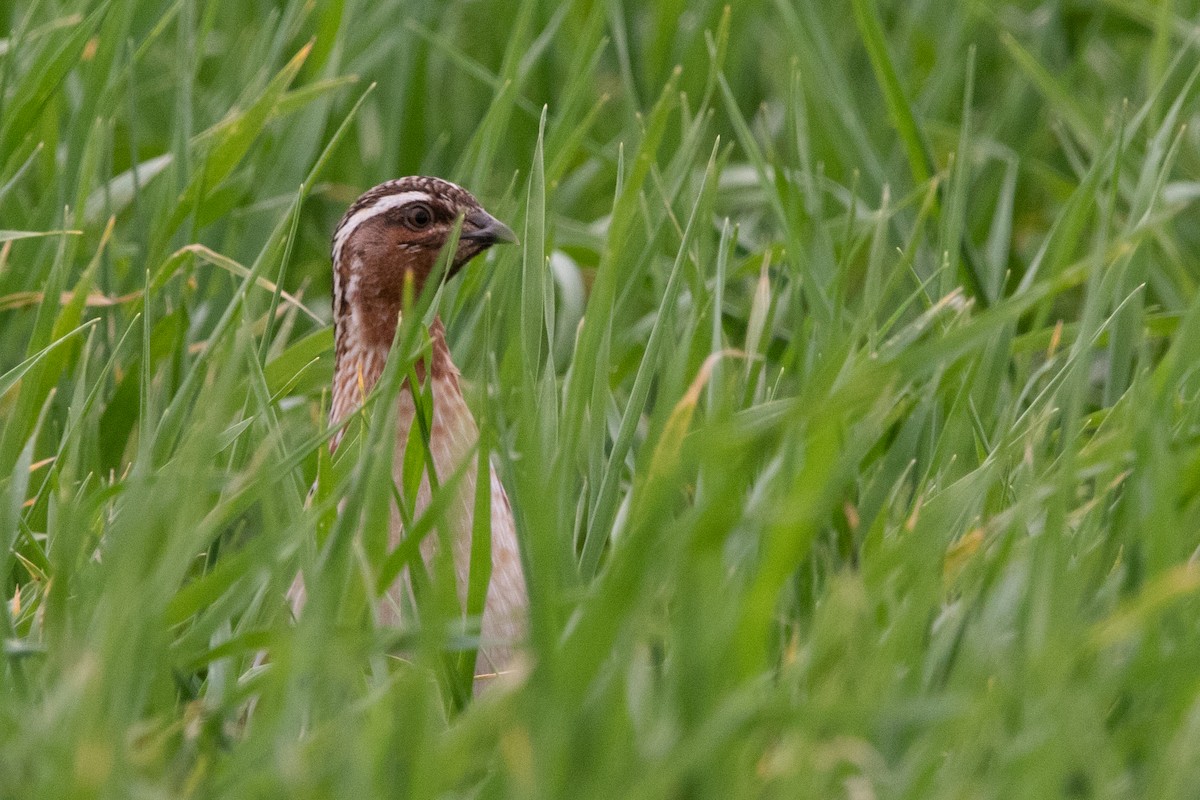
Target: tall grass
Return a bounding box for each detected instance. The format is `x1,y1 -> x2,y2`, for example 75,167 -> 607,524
3,0 -> 1200,796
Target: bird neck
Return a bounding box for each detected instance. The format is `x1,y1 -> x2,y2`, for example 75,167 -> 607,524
329,313 -> 458,434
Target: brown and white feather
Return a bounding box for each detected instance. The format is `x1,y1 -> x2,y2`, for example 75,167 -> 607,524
293,177 -> 526,682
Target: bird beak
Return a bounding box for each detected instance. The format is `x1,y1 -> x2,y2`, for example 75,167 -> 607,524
462,209 -> 518,246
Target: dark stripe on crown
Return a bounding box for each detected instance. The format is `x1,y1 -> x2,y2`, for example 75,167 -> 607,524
330,176 -> 480,258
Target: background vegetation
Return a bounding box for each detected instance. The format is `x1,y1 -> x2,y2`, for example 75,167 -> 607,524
3,0 -> 1200,796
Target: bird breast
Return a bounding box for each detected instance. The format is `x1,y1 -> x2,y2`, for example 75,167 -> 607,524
382,339 -> 526,676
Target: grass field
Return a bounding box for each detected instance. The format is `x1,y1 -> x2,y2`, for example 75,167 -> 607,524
3,0 -> 1200,796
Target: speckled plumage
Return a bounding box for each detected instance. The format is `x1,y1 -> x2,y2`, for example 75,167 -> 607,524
294,177 -> 525,685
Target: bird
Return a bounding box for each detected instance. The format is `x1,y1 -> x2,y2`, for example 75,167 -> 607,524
289,176 -> 526,685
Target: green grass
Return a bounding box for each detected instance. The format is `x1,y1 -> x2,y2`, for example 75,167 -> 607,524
3,0 -> 1200,796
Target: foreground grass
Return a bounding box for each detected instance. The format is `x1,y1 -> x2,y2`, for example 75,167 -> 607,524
3,0 -> 1200,796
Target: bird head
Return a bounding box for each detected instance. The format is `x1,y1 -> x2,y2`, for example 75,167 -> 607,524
331,176 -> 515,349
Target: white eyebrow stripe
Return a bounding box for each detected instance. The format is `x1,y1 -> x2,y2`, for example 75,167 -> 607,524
332,190 -> 432,265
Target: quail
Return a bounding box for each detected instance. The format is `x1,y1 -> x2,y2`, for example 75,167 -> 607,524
291,177 -> 526,683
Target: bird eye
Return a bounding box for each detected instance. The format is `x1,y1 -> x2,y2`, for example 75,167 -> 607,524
405,203 -> 434,229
